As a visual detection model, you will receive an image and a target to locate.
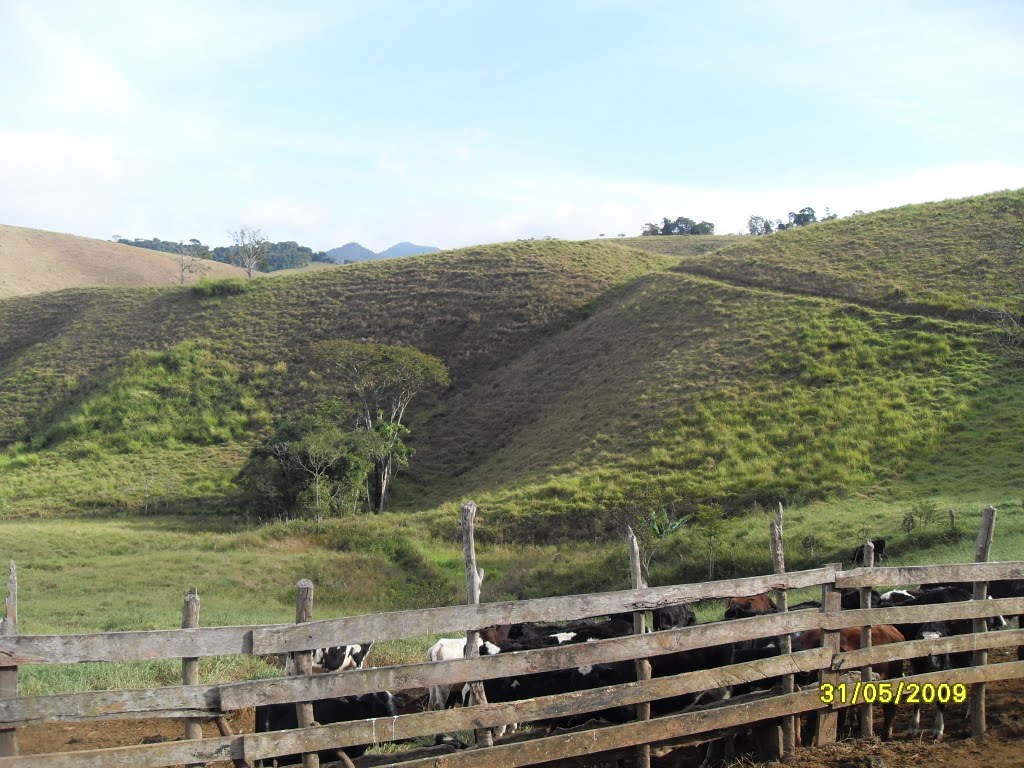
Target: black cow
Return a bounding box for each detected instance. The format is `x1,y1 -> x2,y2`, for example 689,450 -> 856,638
841,587 -> 881,609
906,619 -> 971,741
254,691 -> 397,766
851,538 -> 886,564
653,604 -> 697,631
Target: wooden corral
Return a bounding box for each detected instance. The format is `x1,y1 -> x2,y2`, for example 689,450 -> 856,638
1,516 -> 1024,766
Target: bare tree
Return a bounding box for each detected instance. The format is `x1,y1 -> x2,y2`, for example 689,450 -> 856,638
229,226 -> 269,278
176,239 -> 211,285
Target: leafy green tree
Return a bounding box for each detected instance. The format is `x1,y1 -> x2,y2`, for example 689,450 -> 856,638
747,216 -> 774,236
241,400 -> 374,521
606,483 -> 686,580
313,341 -> 450,512
641,217 -> 715,237
788,207 -> 817,227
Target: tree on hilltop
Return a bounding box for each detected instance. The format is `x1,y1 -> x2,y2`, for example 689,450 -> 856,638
313,341 -> 450,513
229,226 -> 269,278
176,239 -> 211,285
641,216 -> 715,236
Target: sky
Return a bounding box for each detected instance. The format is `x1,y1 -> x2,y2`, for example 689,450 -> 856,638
1,0 -> 1023,252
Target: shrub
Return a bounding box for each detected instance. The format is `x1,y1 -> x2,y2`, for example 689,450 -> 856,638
190,277 -> 252,297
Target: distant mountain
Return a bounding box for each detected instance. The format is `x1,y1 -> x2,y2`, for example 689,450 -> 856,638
325,242 -> 377,263
325,241 -> 439,264
377,242 -> 440,259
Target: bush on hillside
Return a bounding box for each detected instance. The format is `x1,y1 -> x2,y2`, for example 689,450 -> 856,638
238,400 -> 380,522
190,277 -> 251,297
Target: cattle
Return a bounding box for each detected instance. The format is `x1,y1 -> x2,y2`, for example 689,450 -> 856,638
724,593 -> 776,620
794,625 -> 904,741
851,538 -> 886,565
879,589 -> 919,607
904,620 -> 968,741
254,691 -> 398,766
841,588 -> 881,609
283,643 -> 372,676
426,637 -> 500,711
653,604 -> 697,630
790,600 -> 822,611
313,643 -> 373,673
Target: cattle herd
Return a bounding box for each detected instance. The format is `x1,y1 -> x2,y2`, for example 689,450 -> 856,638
252,577 -> 1024,767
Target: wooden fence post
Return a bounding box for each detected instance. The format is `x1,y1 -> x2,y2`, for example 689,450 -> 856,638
294,579 -> 319,768
0,562 -> 17,758
626,527 -> 651,768
181,588 -> 203,767
769,505 -> 793,760
858,539 -> 875,740
815,569 -> 842,746
970,505 -> 997,738
460,501 -> 493,748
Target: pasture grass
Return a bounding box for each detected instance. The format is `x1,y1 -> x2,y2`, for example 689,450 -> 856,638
646,188 -> 1024,316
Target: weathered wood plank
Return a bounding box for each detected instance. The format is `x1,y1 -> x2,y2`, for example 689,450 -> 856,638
351,690 -> 826,768
221,609 -> 826,710
823,660 -> 1024,710
460,501 -> 491,749
769,507 -> 793,761
0,684 -> 220,727
858,538 -> 875,740
971,505 -> 998,738
239,648 -> 833,762
823,595 -> 1024,630
835,560 -> 1024,589
627,526 -> 651,768
0,652 -> 833,768
815,577 -> 842,746
180,589 -> 203,767
0,625 -> 261,666
0,562 -> 17,758
0,733 -> 241,768
250,566 -> 840,654
293,579 -> 319,768
1,609 -> 827,727
833,628 -> 1024,670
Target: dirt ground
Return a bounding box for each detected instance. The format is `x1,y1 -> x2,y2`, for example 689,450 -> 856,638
16,656 -> 1024,767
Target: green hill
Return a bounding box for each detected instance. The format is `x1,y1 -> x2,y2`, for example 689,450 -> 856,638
2,190 -> 1023,540
644,189 -> 1024,317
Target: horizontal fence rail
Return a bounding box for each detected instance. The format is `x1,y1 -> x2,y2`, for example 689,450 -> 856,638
1,559 -> 1023,767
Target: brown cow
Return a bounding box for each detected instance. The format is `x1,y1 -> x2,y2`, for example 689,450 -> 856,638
794,625 -> 905,741
724,593 -> 777,619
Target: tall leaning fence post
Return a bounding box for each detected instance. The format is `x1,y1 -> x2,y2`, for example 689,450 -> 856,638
460,501 -> 493,748
294,579 -> 319,768
970,505 -> 997,738
181,588 -> 203,767
769,504 -> 793,760
626,526 -> 651,768
815,567 -> 843,746
858,539 -> 875,740
0,562 -> 17,758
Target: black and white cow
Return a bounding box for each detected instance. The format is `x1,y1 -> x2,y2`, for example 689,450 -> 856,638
254,691 -> 398,766
284,643 -> 373,676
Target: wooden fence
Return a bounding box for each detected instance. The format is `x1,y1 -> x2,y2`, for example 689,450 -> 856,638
1,513 -> 1023,767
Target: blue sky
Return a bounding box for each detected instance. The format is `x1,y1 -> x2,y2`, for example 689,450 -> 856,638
2,1 -> 1023,251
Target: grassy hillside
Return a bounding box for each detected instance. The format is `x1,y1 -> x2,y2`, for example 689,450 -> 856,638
3,194 -> 1023,527
663,189 -> 1024,316
0,224 -> 248,298
0,241 -> 672,516
613,234 -> 745,257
